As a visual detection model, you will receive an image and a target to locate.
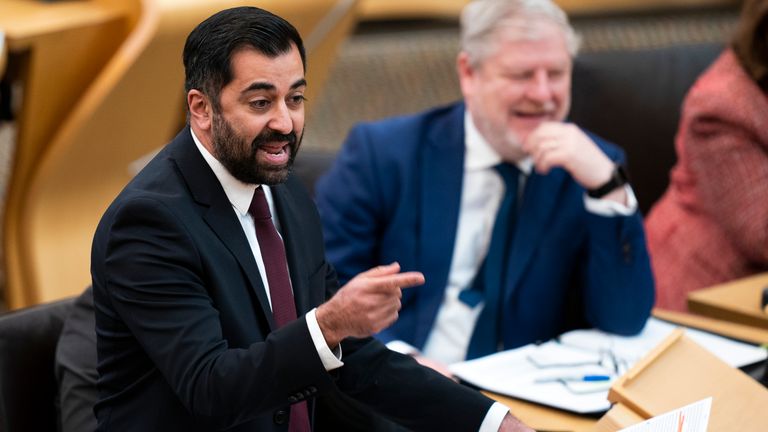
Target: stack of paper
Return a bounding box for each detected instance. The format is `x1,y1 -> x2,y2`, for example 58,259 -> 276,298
449,318 -> 767,414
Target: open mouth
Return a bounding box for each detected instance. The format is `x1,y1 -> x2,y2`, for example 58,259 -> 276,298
258,142 -> 291,165
514,111 -> 552,119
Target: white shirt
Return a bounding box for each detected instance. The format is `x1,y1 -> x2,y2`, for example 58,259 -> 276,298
391,113 -> 637,364
191,129 -> 343,371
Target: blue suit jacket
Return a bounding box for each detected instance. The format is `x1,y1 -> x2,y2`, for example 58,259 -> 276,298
316,102 -> 654,351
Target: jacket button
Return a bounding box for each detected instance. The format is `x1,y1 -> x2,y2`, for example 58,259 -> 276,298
273,409 -> 288,425
622,243 -> 632,262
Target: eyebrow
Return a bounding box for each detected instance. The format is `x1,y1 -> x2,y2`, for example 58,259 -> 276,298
290,78 -> 307,89
242,78 -> 307,94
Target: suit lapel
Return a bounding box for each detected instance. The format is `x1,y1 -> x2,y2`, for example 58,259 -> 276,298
417,105 -> 465,334
504,168 -> 568,302
171,129 -> 276,331
269,181 -> 312,315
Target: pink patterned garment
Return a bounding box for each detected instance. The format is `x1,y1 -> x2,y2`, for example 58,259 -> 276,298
646,49 -> 768,311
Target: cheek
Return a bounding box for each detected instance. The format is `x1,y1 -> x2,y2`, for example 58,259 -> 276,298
291,113 -> 305,132
555,86 -> 568,99
552,79 -> 571,100
554,84 -> 571,114
233,116 -> 267,138
489,92 -> 525,119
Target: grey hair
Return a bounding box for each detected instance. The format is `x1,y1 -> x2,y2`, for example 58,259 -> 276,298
460,0 -> 581,67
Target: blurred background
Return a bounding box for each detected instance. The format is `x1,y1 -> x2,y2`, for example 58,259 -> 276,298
304,0 -> 739,152
0,0 -> 742,311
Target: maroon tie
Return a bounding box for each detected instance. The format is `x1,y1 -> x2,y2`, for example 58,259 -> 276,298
249,186 -> 311,432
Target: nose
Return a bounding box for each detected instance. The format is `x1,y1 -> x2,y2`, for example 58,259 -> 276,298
268,102 -> 293,135
526,69 -> 553,102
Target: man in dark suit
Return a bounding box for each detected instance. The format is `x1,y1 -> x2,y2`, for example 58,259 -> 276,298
91,6 -> 531,432
315,0 -> 654,375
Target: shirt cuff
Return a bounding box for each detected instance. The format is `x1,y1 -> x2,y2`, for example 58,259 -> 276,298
583,184 -> 637,216
306,308 -> 344,371
386,340 -> 421,356
479,402 -> 510,432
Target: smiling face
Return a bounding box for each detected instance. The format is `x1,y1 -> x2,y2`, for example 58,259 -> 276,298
458,19 -> 572,162
189,43 -> 306,185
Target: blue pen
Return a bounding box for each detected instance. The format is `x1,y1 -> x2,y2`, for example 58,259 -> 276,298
534,374 -> 611,384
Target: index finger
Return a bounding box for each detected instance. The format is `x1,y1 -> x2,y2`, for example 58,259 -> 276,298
357,262 -> 401,278
370,271 -> 425,290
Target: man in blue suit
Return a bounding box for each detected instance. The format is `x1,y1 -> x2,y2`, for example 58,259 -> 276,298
316,0 -> 654,374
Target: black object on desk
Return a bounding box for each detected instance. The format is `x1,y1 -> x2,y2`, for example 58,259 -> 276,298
757,286 -> 768,388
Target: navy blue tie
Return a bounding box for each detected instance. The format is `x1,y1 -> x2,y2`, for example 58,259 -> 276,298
463,163 -> 519,359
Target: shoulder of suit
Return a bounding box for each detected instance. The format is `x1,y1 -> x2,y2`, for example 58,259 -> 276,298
354,101 -> 463,134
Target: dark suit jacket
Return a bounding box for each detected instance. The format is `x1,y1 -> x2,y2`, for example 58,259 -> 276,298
91,128 -> 493,431
316,102 -> 655,351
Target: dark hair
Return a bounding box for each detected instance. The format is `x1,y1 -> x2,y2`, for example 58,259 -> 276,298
183,6 -> 306,110
732,0 -> 768,92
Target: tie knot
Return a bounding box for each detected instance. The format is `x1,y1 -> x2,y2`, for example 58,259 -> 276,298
494,163 -> 519,190
249,187 -> 272,221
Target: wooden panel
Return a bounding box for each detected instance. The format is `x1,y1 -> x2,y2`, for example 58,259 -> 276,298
360,0 -> 469,20
608,330 -> 768,432
556,0 -> 740,15
0,0 -> 137,309
7,0 -> 360,307
303,0 -> 361,106
595,403 -> 645,432
654,308 -> 768,345
0,0 -> 127,50
358,0 -> 740,20
688,273 -> 768,330
0,31 -> 6,77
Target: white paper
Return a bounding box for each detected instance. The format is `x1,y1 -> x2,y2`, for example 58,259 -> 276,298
450,342 -> 616,413
618,397 -> 711,432
559,318 -> 766,369
449,318 -> 766,414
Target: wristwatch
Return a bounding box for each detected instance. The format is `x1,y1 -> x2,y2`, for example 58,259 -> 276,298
587,164 -> 629,198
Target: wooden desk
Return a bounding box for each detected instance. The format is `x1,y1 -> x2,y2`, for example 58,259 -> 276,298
655,307 -> 768,345
485,308 -> 768,431
0,0 -> 136,308
688,273 -> 768,330
485,391 -> 597,432
603,329 -> 768,432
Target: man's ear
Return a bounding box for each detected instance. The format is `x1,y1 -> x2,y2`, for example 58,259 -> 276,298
188,89 -> 212,131
456,51 -> 476,100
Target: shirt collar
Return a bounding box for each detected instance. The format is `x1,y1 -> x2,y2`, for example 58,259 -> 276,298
191,128 -> 260,216
463,110 -> 532,175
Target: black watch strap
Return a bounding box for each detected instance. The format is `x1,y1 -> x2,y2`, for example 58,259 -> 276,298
587,164 -> 629,198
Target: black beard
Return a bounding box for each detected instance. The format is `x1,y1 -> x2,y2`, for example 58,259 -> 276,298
211,114 -> 301,185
